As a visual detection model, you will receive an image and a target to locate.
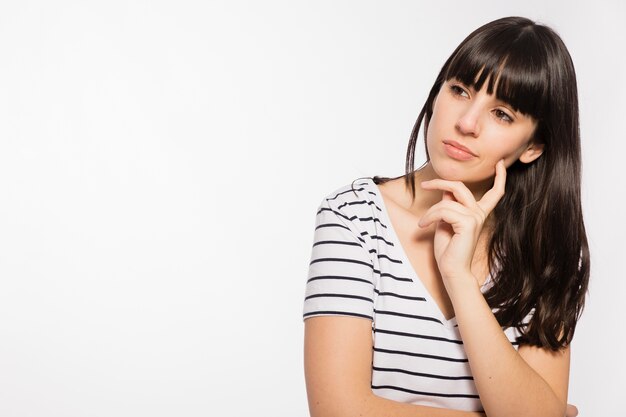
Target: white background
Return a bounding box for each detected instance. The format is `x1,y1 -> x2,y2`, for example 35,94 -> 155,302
0,1 -> 624,416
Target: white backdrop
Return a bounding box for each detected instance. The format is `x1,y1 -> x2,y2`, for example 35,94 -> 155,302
0,1 -> 624,416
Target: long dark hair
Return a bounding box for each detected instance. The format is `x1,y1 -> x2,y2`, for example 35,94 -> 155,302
374,16 -> 590,350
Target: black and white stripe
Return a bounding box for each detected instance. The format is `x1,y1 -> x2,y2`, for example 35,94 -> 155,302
303,178 -> 527,412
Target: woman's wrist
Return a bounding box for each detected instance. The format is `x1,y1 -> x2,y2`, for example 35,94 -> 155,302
443,272 -> 482,304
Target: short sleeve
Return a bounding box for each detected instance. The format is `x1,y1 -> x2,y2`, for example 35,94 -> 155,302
303,196 -> 376,321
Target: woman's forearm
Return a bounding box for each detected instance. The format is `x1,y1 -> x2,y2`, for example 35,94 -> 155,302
446,278 -> 566,417
361,393 -> 485,417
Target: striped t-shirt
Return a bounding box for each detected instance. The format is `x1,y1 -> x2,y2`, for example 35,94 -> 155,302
303,177 -> 527,412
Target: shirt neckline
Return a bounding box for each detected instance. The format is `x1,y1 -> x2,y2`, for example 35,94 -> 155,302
365,177 -> 492,329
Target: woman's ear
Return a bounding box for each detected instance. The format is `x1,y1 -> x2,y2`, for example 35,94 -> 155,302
518,141 -> 545,164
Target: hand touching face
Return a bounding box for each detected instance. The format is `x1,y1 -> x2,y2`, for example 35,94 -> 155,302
419,159 -> 507,285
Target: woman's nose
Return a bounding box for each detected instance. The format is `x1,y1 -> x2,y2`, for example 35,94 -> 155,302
455,106 -> 481,137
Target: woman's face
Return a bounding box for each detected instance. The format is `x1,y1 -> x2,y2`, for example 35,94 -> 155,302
426,76 -> 542,186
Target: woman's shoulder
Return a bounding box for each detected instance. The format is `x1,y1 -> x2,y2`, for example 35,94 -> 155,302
318,176 -> 379,209
314,176 -> 388,231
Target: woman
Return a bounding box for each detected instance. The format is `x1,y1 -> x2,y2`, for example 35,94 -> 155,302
302,16 -> 588,417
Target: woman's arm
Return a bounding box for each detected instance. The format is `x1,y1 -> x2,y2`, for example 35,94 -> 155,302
418,161 -> 569,417
304,315 -> 486,417
447,279 -> 569,417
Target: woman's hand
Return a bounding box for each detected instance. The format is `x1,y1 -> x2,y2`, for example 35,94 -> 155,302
418,160 -> 506,286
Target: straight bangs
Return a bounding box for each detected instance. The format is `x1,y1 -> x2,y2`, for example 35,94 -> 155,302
443,28 -> 549,122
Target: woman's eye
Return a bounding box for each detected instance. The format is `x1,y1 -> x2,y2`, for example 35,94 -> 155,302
494,109 -> 513,123
449,84 -> 469,98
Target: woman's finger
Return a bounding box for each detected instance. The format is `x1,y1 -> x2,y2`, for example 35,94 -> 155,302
565,404 -> 578,417
441,190 -> 454,202
419,197 -> 471,223
421,179 -> 477,208
418,202 -> 479,229
477,159 -> 507,214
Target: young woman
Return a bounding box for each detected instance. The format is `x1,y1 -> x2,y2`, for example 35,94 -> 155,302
302,16 -> 589,417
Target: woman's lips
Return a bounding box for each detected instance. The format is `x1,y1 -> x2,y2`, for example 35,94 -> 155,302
443,140 -> 477,161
